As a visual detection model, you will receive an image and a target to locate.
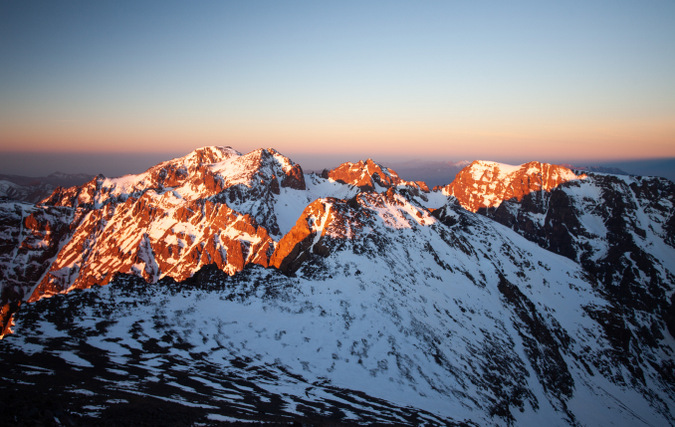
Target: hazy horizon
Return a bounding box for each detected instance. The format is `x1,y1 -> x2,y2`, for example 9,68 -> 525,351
1,147 -> 673,183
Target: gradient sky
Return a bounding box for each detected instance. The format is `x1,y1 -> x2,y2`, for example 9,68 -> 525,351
1,0 -> 674,175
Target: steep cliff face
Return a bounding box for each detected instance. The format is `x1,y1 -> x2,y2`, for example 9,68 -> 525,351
479,172 -> 675,375
269,198 -> 334,273
4,190 -> 674,425
270,188 -> 436,274
0,202 -> 75,335
2,148 -> 439,332
22,147 -> 314,302
442,160 -> 585,212
27,197 -> 275,302
1,147 -> 674,425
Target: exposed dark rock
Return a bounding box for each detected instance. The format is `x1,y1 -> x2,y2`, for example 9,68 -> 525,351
497,275 -> 574,400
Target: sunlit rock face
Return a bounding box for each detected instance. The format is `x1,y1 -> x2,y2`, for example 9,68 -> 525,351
27,197 -> 276,302
1,147 -> 674,425
23,147 -> 313,303
11,149 -> 444,313
326,158 -> 429,192
441,160 -> 585,212
3,148 -> 415,318
270,188 -> 435,274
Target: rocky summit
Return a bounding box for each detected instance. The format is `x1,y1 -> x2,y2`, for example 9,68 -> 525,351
0,146 -> 673,425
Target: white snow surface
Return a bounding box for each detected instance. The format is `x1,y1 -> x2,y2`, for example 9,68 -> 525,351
469,160 -> 522,180
7,197 -> 673,425
274,174 -> 360,236
3,147 -> 674,426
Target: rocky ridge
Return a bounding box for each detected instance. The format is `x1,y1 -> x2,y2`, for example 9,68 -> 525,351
480,171 -> 675,384
440,160 -> 585,212
0,147 -> 674,425
325,158 -> 429,192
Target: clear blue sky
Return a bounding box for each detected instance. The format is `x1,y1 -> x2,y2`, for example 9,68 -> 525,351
1,0 -> 674,175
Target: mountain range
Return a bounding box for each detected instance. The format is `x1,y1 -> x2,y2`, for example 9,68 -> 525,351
0,172 -> 94,204
0,146 -> 673,425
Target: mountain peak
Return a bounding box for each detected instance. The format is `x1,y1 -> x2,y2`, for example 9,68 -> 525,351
2,146 -> 674,425
443,160 -> 585,212
325,159 -> 428,192
209,147 -> 305,192
168,145 -> 242,170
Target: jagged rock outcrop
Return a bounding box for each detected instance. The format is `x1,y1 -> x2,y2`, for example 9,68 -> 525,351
1,146 -> 674,425
4,186 -> 674,425
475,171 -> 675,410
441,160 -> 585,212
28,197 -> 275,302
270,188 -> 435,274
325,158 -> 429,192
270,198 -> 333,273
1,147 -> 312,314
0,202 -> 75,335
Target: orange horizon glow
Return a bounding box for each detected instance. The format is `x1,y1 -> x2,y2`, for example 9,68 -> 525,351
1,115 -> 673,164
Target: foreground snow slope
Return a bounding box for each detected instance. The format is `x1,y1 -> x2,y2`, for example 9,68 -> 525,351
3,193 -> 674,425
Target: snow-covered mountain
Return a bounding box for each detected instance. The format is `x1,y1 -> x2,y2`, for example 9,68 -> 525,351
439,160 -> 585,212
479,170 -> 675,384
1,146 -> 673,425
323,158 -> 430,192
